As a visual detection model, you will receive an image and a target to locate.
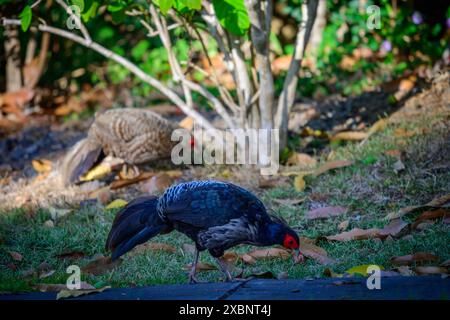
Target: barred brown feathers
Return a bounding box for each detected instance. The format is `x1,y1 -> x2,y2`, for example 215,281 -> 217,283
60,108 -> 179,185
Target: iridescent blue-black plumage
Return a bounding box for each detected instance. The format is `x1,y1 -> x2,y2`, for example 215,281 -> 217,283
105,180 -> 300,281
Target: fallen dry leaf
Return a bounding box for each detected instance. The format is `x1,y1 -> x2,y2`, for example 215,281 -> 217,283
105,199 -> 128,210
80,164 -> 111,182
56,251 -> 86,260
8,251 -> 23,261
293,174 -> 306,192
81,255 -> 121,276
415,266 -> 447,275
299,237 -> 335,265
31,159 -> 52,173
221,252 -> 239,264
324,228 -> 378,241
380,219 -> 409,237
286,153 -> 317,167
240,253 -> 256,265
367,118 -> 388,135
331,131 -> 368,142
247,248 -> 291,260
324,219 -> 407,241
412,208 -> 450,229
185,262 -> 217,272
313,160 -> 353,177
338,220 -> 350,231
140,242 -> 177,254
111,172 -> 155,190
258,177 -> 283,188
345,264 -> 384,276
57,286 -> 110,300
305,206 -> 347,220
179,116 -> 194,130
80,157 -> 123,182
220,252 -> 240,271
385,194 -> 450,220
390,252 -> 440,266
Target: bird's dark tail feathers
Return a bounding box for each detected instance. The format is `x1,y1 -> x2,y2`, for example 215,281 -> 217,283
105,196 -> 169,261
60,137 -> 103,186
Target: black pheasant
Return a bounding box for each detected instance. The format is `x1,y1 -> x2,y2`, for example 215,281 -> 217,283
105,180 -> 301,283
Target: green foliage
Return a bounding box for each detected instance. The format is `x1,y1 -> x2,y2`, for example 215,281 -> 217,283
19,5 -> 32,32
81,0 -> 99,22
71,0 -> 85,12
155,0 -> 200,15
158,0 -> 174,15
212,0 -> 250,36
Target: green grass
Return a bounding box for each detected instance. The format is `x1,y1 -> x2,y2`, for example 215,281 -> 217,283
0,113 -> 449,292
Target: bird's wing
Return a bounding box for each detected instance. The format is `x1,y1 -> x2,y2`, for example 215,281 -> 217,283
197,217 -> 257,251
163,182 -> 267,228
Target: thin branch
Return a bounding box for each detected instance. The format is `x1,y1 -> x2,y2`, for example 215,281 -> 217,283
139,18 -> 181,38
30,0 -> 43,9
274,0 -> 319,147
183,61 -> 239,115
188,21 -> 240,114
149,5 -> 236,129
148,4 -> 194,111
244,0 -> 274,130
1,18 -> 216,131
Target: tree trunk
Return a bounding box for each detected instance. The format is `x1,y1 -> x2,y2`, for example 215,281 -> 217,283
309,0 -> 327,65
4,25 -> 22,92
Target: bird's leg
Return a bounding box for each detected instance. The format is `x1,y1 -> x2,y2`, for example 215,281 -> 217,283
215,258 -> 233,282
188,248 -> 202,284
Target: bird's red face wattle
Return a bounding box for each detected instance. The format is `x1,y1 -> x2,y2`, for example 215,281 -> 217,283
283,234 -> 299,250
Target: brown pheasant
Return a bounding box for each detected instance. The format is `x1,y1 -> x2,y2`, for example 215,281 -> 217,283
60,108 -> 179,185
